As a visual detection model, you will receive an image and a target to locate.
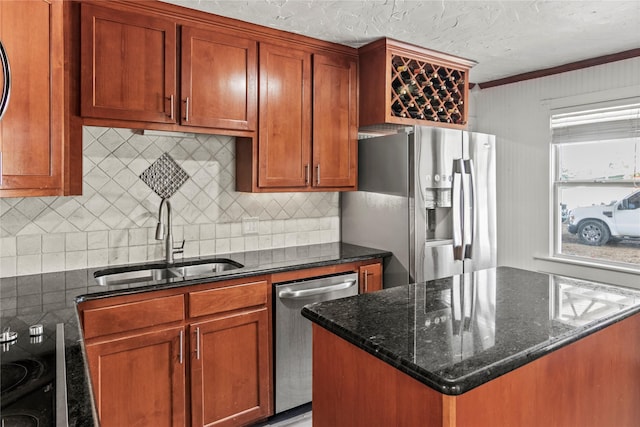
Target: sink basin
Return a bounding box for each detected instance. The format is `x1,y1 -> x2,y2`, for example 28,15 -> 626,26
94,259 -> 244,286
174,260 -> 243,278
94,267 -> 181,286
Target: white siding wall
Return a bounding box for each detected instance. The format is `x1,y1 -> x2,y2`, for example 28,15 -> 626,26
472,57 -> 640,288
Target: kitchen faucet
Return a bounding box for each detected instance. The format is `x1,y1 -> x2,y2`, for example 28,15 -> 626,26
155,198 -> 184,264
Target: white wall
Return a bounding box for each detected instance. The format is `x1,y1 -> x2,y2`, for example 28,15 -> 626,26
473,57 -> 640,288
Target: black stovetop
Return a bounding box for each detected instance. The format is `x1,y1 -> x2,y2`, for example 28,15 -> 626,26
1,318 -> 57,427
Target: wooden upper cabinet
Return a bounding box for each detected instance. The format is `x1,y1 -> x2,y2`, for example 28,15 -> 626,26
181,26 -> 257,131
312,53 -> 358,189
0,0 -> 69,197
81,3 -> 177,123
359,38 -> 475,130
81,3 -> 259,134
258,43 -> 312,189
237,46 -> 358,193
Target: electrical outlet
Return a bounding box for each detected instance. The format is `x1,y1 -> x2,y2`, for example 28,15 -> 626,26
242,217 -> 259,235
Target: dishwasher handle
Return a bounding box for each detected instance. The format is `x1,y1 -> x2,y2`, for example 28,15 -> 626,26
278,280 -> 357,299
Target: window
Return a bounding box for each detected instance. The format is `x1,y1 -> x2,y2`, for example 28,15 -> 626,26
551,103 -> 640,270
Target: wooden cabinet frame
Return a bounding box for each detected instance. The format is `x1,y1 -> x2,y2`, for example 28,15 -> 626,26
0,0 -> 82,197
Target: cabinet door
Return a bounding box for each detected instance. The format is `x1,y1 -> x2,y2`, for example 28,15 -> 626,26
190,308 -> 271,427
0,0 -> 63,194
258,43 -> 311,189
81,3 -> 177,123
360,262 -> 383,293
85,326 -> 186,427
181,26 -> 257,131
312,53 -> 358,189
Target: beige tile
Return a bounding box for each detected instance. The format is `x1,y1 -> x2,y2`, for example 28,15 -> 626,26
17,235 -> 41,256
0,237 -> 17,257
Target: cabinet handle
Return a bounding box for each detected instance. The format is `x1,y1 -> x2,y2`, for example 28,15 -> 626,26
305,164 -> 310,185
0,40 -> 11,122
179,330 -> 183,364
0,152 -> 3,187
316,164 -> 320,185
195,327 -> 201,360
184,97 -> 190,122
168,94 -> 174,120
364,269 -> 369,292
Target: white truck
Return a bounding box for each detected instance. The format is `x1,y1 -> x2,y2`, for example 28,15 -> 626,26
567,189 -> 640,246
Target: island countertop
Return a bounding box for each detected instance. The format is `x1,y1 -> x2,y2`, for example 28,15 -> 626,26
302,266 -> 640,396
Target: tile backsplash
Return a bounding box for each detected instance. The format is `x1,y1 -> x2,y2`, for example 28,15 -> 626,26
0,127 -> 340,277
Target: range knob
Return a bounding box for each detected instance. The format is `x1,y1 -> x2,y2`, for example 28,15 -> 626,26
29,324 -> 44,336
0,327 -> 18,343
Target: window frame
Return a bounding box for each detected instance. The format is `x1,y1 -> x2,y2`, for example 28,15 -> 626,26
549,100 -> 640,272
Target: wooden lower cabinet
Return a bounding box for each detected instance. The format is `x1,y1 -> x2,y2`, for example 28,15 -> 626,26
190,308 -> 271,427
359,262 -> 383,293
81,278 -> 272,427
85,326 -> 187,427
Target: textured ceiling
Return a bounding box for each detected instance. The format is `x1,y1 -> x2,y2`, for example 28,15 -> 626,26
160,0 -> 640,84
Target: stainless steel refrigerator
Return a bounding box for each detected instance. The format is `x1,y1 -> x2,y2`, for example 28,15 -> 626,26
341,127 -> 496,287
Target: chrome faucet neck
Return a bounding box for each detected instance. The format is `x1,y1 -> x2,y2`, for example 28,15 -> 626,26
156,198 -> 175,263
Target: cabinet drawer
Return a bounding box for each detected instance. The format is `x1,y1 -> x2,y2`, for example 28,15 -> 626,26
189,280 -> 268,318
83,294 -> 185,339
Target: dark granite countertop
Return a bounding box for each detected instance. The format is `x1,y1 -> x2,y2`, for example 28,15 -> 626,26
76,242 -> 390,302
302,266 -> 640,396
0,243 -> 390,426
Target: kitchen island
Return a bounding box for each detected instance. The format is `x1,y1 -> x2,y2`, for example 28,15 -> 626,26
302,267 -> 640,427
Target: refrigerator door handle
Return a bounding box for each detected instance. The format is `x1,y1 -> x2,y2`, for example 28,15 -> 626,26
463,159 -> 476,259
452,159 -> 464,259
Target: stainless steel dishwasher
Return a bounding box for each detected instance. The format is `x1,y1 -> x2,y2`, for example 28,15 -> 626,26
274,271 -> 358,413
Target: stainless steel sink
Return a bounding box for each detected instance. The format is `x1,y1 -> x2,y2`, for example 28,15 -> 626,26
174,261 -> 242,278
94,267 -> 181,286
94,259 -> 244,286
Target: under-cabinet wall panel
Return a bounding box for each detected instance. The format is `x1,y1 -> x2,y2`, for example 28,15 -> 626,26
0,127 -> 340,277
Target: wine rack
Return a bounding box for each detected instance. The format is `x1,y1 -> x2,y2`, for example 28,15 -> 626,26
390,55 -> 466,125
358,38 -> 476,130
